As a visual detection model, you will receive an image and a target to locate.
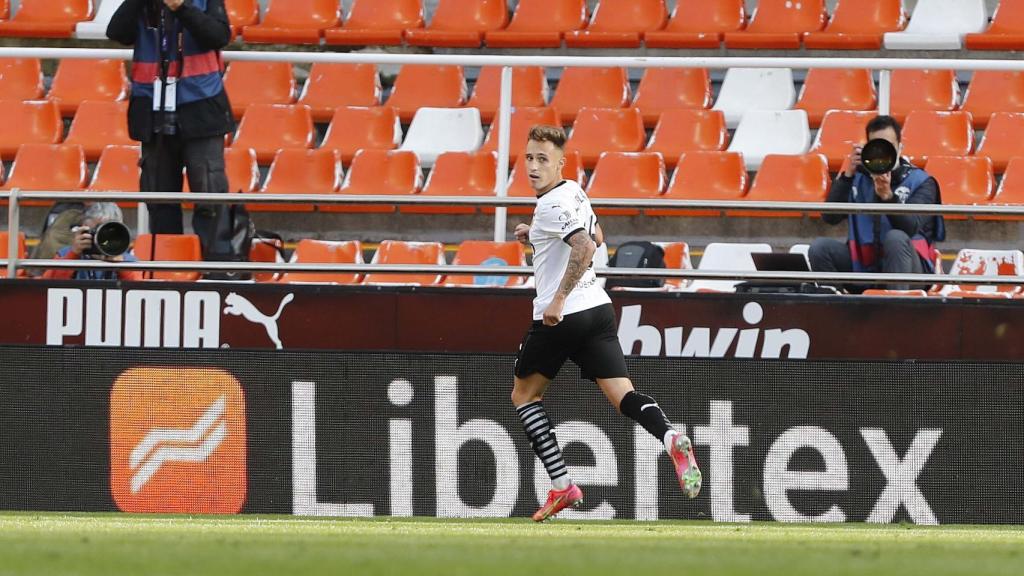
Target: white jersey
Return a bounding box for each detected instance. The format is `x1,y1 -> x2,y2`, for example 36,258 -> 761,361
529,180 -> 611,321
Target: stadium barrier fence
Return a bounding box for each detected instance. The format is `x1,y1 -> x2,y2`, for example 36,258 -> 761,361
0,346 -> 1020,524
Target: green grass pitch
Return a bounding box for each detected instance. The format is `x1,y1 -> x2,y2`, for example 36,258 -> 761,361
2,513 -> 1024,576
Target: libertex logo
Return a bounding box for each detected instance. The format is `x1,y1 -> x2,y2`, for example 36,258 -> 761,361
110,367 -> 247,514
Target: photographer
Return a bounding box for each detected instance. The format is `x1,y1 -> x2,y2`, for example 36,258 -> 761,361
106,0 -> 233,235
808,115 -> 945,291
43,203 -> 144,281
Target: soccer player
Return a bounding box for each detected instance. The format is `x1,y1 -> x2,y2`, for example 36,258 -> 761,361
512,125 -> 701,522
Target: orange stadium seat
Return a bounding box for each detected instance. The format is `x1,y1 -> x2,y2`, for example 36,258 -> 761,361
447,241 -> 527,286
231,104 -> 315,164
320,106 -> 401,164
364,240 -> 446,285
63,100 -> 132,162
297,63 -> 381,123
644,0 -> 745,48
0,1 -> 10,21
804,0 -> 906,50
975,112 -> 1024,174
485,0 -> 587,48
565,107 -> 645,168
810,110 -> 874,171
549,67 -> 630,125
480,106 -> 560,163
225,0 -> 260,35
248,148 -> 342,212
384,65 -> 467,123
405,0 -> 508,48
990,157 -> 1024,208
651,151 -> 747,217
924,156 -> 993,222
2,144 -> 86,207
889,70 -> 960,125
794,69 -> 877,128
633,68 -> 712,128
87,145 -> 140,195
965,0 -> 1024,50
0,230 -> 26,262
960,71 -> 1024,129
723,0 -> 827,49
565,0 -> 668,48
406,151 -> 495,215
739,153 -> 829,217
466,66 -> 549,124
250,236 -> 285,283
505,150 -> 585,214
0,99 -> 62,160
862,289 -> 928,297
324,0 -> 424,46
585,152 -> 666,216
446,240 -> 527,287
223,147 -> 261,194
645,109 -> 728,161
242,0 -> 340,44
328,149 -> 421,214
657,242 -> 693,289
223,61 -> 296,119
901,111 -> 974,167
47,59 -> 128,116
280,239 -> 364,285
133,234 -> 202,282
0,58 -> 43,100
0,0 -> 92,38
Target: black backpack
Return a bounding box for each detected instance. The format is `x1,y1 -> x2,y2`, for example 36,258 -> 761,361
192,203 -> 255,281
606,241 -> 665,289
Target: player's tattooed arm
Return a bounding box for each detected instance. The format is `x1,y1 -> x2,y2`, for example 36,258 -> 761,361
543,231 -> 595,326
557,231 -> 597,298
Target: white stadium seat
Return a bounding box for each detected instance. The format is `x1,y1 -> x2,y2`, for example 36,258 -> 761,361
726,110 -> 811,171
687,242 -> 773,293
711,68 -> 796,129
399,107 -> 483,168
883,0 -> 988,50
76,0 -> 126,40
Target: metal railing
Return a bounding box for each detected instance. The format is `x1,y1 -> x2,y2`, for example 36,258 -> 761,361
5,190 -> 1024,287
2,48 -> 1024,286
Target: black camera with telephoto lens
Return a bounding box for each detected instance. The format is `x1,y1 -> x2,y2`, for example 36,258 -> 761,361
859,138 -> 899,175
79,221 -> 132,258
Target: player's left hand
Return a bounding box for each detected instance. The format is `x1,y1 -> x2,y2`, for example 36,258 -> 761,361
873,172 -> 894,201
543,298 -> 564,326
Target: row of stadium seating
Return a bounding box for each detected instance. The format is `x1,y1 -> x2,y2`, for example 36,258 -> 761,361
12,58 -> 1023,129
3,232 -> 1021,298
5,141 -> 1024,218
5,0 -> 1022,52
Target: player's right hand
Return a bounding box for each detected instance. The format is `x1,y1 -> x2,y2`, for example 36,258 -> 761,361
514,223 -> 531,245
844,143 -> 862,178
69,226 -> 93,256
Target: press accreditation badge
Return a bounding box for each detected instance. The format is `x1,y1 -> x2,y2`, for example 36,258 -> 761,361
151,78 -> 178,112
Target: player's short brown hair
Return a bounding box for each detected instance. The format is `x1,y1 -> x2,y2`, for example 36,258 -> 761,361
527,125 -> 567,149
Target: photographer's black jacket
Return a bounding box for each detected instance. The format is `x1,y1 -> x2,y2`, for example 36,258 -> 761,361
107,0 -> 234,142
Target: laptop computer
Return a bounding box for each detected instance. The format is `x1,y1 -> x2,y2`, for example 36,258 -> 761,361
735,252 -> 832,294
750,253 -> 811,272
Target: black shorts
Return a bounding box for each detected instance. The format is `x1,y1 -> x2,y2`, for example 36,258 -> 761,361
514,303 -> 629,382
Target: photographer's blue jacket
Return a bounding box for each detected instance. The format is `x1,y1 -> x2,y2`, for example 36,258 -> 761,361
107,0 -> 234,142
834,163 -> 946,273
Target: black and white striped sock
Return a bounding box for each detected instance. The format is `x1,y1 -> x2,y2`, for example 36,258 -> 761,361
516,401 -> 570,490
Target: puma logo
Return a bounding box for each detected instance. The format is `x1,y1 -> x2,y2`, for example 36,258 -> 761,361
223,293 -> 294,349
